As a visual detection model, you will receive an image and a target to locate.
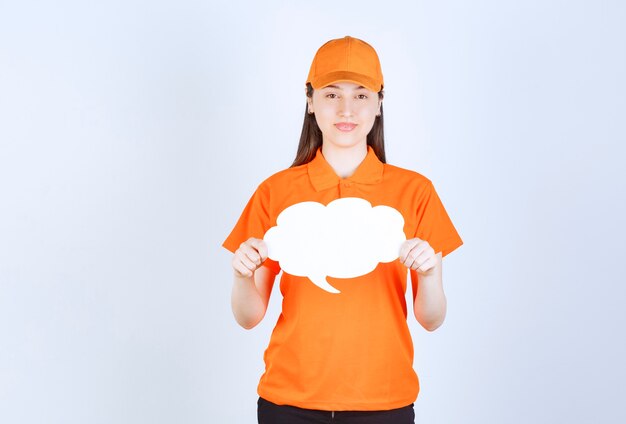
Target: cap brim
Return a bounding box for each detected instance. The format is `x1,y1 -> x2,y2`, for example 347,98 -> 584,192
310,71 -> 382,92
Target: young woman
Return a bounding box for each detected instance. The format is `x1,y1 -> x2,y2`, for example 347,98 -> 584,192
222,35 -> 463,424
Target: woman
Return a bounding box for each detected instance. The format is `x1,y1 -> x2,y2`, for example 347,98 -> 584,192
222,35 -> 463,424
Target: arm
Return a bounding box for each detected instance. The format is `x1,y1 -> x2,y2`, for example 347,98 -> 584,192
400,238 -> 447,331
230,238 -> 277,329
410,252 -> 447,331
231,265 -> 276,329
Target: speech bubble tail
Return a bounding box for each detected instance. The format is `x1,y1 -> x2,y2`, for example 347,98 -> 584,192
309,275 -> 341,294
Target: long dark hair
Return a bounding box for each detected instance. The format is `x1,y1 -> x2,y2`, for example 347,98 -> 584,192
290,83 -> 386,167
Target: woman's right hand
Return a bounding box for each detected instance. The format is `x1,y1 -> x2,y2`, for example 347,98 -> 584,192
232,237 -> 268,278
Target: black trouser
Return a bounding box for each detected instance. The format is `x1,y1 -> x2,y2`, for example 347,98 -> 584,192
257,397 -> 415,424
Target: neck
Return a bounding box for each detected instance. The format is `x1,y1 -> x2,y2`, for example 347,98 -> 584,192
321,142 -> 368,179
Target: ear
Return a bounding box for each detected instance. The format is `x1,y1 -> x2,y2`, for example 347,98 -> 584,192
307,98 -> 314,114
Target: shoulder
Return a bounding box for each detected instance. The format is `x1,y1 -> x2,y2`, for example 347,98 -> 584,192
247,164 -> 310,213
383,163 -> 433,187
257,163 -> 310,190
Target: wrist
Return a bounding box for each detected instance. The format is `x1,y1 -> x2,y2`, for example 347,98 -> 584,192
233,270 -> 255,281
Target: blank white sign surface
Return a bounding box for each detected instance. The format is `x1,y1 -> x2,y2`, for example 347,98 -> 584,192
263,197 -> 406,293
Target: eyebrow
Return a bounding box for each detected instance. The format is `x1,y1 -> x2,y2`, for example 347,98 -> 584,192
322,84 -> 367,90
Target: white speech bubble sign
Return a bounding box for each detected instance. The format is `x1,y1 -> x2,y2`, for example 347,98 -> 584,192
263,197 -> 406,293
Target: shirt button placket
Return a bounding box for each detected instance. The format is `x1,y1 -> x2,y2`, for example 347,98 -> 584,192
340,181 -> 354,198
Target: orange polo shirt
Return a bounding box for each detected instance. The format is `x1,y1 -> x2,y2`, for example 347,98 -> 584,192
222,145 -> 463,411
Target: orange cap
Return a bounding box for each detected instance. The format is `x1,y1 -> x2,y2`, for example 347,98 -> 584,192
306,35 -> 384,92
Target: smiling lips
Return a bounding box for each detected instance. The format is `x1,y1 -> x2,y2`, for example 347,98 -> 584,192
335,122 -> 357,132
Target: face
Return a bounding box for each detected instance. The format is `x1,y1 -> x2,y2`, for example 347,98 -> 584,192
307,81 -> 381,150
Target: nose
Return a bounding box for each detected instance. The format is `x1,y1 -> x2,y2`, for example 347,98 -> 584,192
338,97 -> 354,117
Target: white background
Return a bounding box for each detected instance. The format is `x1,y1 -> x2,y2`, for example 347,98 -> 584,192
1,1 -> 625,423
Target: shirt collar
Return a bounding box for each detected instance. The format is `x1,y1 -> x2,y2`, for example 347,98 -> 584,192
307,145 -> 384,192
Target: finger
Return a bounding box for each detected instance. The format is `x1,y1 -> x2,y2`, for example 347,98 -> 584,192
401,243 -> 427,268
417,257 -> 436,274
232,257 -> 254,277
404,254 -> 421,269
236,253 -> 258,272
248,238 -> 268,262
406,254 -> 422,270
233,263 -> 253,278
398,238 -> 422,262
239,244 -> 262,266
398,238 -> 420,260
403,254 -> 416,269
243,249 -> 262,267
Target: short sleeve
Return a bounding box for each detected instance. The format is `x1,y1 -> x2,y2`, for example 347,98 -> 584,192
222,182 -> 281,275
413,181 -> 463,258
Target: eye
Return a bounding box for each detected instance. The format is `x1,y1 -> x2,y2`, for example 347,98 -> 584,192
325,93 -> 338,99
357,94 -> 368,99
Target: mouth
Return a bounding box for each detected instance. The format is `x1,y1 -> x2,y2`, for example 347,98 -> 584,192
335,122 -> 357,132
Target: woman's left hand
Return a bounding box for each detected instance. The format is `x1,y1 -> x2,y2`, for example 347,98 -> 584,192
399,237 -> 437,275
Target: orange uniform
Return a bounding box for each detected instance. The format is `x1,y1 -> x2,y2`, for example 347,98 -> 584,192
222,145 -> 463,411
